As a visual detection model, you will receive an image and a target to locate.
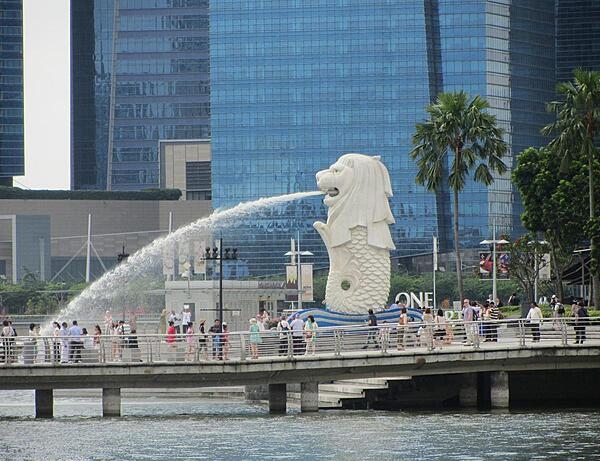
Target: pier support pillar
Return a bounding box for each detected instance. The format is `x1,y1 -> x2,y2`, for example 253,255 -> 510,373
245,384 -> 269,401
490,371 -> 509,408
35,389 -> 53,419
102,388 -> 121,417
301,382 -> 319,412
268,383 -> 287,414
459,373 -> 478,408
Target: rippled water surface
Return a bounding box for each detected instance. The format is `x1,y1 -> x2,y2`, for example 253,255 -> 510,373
0,390 -> 599,461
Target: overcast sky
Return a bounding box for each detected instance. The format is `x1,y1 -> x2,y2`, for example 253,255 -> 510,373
16,0 -> 70,190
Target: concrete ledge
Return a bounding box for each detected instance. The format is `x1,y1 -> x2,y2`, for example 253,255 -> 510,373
1,344 -> 599,391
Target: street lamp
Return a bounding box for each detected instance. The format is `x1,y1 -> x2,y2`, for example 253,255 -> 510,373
284,233 -> 313,311
480,225 -> 509,305
205,238 -> 237,324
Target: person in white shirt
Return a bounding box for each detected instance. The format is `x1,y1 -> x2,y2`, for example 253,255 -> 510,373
181,307 -> 192,334
526,302 -> 543,342
59,322 -> 69,363
68,320 -> 84,362
52,321 -> 61,363
290,315 -> 305,355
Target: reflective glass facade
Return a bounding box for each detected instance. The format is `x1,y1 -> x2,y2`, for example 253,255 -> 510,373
210,0 -> 558,275
556,0 -> 600,81
71,0 -> 210,190
0,0 -> 24,182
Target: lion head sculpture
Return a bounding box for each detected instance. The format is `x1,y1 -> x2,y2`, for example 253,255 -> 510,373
316,153 -> 395,250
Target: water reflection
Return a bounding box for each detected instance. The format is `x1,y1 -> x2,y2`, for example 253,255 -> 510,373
0,391 -> 599,461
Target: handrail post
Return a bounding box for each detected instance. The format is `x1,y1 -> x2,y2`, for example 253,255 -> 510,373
518,319 -> 526,347
560,317 -> 568,346
239,333 -> 247,362
334,329 -> 341,356
287,332 -> 293,359
381,326 -> 388,354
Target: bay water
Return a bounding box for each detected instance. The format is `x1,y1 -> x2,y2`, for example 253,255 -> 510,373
0,390 -> 598,460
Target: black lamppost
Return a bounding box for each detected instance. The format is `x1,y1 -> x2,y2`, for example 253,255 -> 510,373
205,238 -> 237,324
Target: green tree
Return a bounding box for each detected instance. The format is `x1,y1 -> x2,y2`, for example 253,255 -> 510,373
505,234 -> 552,303
410,91 -> 508,303
512,147 -> 594,299
542,69 -> 600,307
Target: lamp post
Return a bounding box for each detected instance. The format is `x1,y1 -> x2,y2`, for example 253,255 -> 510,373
285,233 -> 313,311
480,224 -> 509,305
205,238 -> 237,324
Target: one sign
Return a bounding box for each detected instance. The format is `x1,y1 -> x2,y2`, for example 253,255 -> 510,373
395,292 -> 433,309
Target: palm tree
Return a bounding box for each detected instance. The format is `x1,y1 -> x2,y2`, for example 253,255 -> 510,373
410,91 -> 508,303
542,69 -> 600,308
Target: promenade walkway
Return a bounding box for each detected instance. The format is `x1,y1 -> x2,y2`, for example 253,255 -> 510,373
1,318 -> 598,417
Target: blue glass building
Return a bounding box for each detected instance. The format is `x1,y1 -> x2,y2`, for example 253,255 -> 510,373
556,0 -> 600,81
210,0 -> 557,275
0,0 -> 24,185
71,0 -> 210,190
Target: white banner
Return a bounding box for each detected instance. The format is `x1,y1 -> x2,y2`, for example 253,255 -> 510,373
539,253 -> 551,281
301,263 -> 314,302
162,244 -> 174,276
178,240 -> 190,274
433,236 -> 438,271
194,240 -> 206,274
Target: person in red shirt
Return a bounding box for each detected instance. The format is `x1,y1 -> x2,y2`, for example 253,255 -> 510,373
166,321 -> 176,344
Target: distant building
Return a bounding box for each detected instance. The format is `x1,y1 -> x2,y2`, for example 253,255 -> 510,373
70,0 -> 210,191
556,0 -> 600,81
159,139 -> 211,200
0,0 -> 24,185
210,0 -> 556,275
0,197 -> 211,282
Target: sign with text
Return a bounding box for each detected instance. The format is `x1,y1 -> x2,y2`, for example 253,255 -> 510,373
395,292 -> 433,309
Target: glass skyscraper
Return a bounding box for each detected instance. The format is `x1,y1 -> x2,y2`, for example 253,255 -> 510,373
71,0 -> 210,190
210,0 -> 557,275
0,0 -> 24,185
556,0 -> 600,82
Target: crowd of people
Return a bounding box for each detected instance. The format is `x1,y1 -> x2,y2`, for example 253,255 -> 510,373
0,311 -> 141,365
0,296 -> 594,365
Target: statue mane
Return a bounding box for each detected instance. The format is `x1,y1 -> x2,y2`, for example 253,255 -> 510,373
326,154 -> 395,249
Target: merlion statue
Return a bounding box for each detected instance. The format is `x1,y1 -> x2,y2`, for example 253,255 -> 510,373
314,153 -> 395,314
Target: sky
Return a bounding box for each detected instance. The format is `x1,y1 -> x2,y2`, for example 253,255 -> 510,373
15,0 -> 70,190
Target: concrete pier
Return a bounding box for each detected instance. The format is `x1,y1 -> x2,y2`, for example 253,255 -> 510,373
459,373 -> 478,408
102,388 -> 121,417
268,383 -> 287,413
490,371 -> 509,408
300,382 -> 319,412
35,389 -> 53,419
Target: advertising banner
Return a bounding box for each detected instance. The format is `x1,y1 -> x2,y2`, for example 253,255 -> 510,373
193,240 -> 206,274
285,264 -> 298,302
479,251 -> 510,279
538,253 -> 551,280
178,240 -> 190,275
301,263 -> 314,302
162,244 -> 174,276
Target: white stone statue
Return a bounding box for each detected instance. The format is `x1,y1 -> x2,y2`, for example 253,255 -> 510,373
314,153 -> 395,313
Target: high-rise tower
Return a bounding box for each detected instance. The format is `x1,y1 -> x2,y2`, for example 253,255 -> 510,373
71,0 -> 210,191
210,0 -> 557,275
0,0 -> 24,186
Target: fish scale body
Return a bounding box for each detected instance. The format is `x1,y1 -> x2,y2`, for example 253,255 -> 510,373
325,227 -> 390,313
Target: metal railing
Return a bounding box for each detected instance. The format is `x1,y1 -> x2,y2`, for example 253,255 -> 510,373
0,317 -> 597,366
